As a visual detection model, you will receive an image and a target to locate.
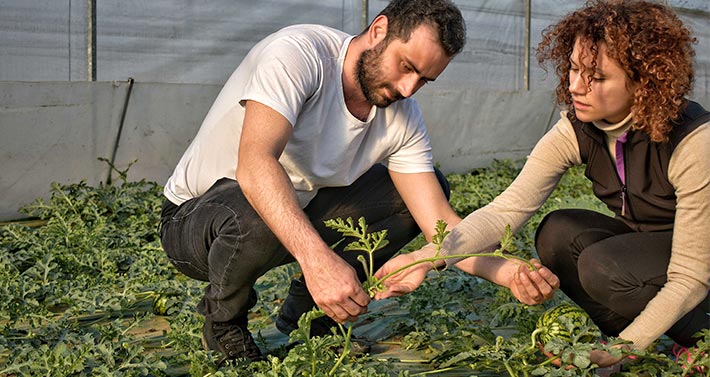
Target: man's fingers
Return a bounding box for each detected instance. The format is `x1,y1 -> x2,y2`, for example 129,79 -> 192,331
373,268 -> 388,280
375,284 -> 408,300
522,262 -> 560,302
350,288 -> 371,307
513,265 -> 558,305
530,259 -> 560,290
323,291 -> 369,323
325,304 -> 356,323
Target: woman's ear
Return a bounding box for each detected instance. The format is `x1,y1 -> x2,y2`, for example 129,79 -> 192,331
366,15 -> 389,46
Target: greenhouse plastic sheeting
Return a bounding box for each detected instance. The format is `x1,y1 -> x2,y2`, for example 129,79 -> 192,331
0,0 -> 708,220
0,80 -> 557,220
1,0 -> 707,93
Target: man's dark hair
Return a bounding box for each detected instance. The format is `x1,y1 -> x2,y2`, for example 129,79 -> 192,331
369,0 -> 466,57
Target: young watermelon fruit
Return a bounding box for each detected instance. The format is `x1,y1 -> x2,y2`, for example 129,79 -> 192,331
534,303 -> 601,346
152,293 -> 180,316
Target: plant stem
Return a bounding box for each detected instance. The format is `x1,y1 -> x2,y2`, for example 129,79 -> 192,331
410,366 -> 459,376
374,251 -> 536,293
528,328 -> 544,350
328,323 -> 352,375
504,360 -> 516,377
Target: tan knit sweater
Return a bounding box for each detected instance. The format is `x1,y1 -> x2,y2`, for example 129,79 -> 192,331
440,111 -> 710,349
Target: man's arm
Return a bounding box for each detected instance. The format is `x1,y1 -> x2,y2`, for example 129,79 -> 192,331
388,170 -> 461,241
237,100 -> 370,323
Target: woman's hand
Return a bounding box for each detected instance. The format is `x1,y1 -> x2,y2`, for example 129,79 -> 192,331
589,348 -> 627,368
508,259 -> 560,305
540,342 -> 630,371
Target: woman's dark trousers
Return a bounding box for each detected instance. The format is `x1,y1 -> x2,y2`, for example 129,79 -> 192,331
536,208 -> 709,347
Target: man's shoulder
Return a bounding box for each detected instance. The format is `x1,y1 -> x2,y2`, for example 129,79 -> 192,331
250,24 -> 350,66
277,24 -> 347,35
270,24 -> 349,46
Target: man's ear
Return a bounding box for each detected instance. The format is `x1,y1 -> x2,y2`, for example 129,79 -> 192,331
366,15 -> 389,46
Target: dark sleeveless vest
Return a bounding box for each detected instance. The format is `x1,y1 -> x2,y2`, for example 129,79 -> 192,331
571,100 -> 710,231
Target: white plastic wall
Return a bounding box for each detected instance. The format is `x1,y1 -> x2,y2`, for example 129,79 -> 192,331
2,81 -> 707,220
0,1 -> 708,220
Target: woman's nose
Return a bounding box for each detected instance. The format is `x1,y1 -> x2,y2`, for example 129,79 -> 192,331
569,71 -> 587,95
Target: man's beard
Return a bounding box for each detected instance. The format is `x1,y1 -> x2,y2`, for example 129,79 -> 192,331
355,41 -> 403,108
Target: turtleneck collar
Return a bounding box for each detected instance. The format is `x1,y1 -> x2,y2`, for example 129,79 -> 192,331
592,112 -> 634,140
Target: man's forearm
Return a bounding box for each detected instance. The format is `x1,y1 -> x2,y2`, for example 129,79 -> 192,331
237,157 -> 333,266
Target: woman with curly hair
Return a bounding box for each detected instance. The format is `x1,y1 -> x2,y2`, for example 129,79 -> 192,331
374,0 -> 709,369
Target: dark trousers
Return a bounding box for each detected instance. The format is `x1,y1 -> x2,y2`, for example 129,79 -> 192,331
159,164 -> 450,323
536,208 -> 709,347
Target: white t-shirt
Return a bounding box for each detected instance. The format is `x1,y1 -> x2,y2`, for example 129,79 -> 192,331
164,24 -> 434,207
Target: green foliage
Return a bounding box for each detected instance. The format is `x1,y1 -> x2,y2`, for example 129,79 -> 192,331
1,158 -> 706,377
0,159 -> 170,322
324,217 -> 389,297
0,315 -> 168,376
430,220 -> 450,250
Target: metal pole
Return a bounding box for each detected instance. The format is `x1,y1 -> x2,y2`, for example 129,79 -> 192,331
87,0 -> 96,81
362,0 -> 369,31
524,0 -> 531,91
68,0 -> 72,80
106,77 -> 134,184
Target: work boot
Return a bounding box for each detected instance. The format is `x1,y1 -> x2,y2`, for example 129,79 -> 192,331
202,316 -> 265,366
275,278 -> 335,337
275,279 -> 371,354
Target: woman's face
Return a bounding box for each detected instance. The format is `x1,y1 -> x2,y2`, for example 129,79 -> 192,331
568,38 -> 635,124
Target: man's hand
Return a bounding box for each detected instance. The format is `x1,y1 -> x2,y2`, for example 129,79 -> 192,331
300,249 -> 370,324
508,259 -> 559,305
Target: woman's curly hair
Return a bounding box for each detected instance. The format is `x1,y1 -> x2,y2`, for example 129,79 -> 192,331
536,0 -> 696,142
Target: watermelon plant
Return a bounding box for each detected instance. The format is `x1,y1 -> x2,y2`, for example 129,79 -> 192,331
324,217 -> 536,300
1,158 -> 707,376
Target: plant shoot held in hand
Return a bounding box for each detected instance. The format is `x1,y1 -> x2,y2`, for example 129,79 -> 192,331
323,217 -> 389,297
325,217 -> 536,298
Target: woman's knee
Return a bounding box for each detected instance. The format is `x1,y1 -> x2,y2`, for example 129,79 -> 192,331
577,249 -> 616,300
535,209 -> 585,263
577,243 -> 654,320
536,209 -> 625,263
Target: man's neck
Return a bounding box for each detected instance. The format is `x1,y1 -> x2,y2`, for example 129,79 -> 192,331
342,35 -> 373,121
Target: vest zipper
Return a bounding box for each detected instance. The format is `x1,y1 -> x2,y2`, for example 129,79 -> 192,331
619,141 -> 633,220
610,135 -> 631,219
